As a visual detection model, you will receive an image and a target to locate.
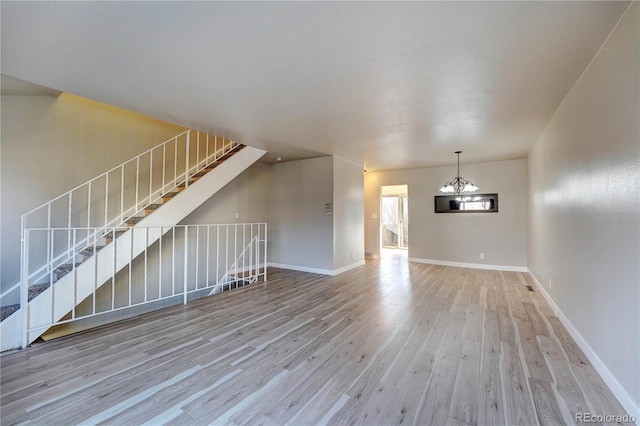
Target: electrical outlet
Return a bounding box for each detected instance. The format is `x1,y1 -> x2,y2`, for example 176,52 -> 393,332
480,253 -> 485,260
548,278 -> 552,288
235,212 -> 239,219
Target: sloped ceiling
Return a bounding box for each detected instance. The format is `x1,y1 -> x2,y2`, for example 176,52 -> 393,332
0,1 -> 630,171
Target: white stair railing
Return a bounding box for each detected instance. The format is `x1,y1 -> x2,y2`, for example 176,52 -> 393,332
19,130 -> 240,299
21,223 -> 267,346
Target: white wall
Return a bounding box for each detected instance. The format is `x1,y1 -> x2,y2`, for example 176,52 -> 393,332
0,93 -> 185,295
527,3 -> 639,415
333,157 -> 364,271
268,157 -> 334,271
365,159 -> 527,269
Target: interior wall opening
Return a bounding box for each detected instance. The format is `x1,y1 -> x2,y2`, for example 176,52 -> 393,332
380,185 -> 408,258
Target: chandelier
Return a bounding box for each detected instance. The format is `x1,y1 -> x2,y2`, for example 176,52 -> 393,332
439,151 -> 479,195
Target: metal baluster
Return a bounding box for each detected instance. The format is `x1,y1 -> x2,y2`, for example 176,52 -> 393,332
93,230 -> 97,316
264,223 -> 268,280
135,158 -> 140,212
121,166 -> 125,223
129,227 -> 133,307
159,227 -> 163,299
172,226 -> 176,296
112,227 -> 116,311
185,131 -> 190,188
88,181 -> 92,228
104,174 -> 109,227
216,225 -> 220,287
162,145 -> 166,196
206,226 -> 210,289
183,226 -> 188,304
144,227 -> 148,302
196,131 -> 200,171
68,193 -> 73,257
72,229 -> 77,320
195,226 -> 200,290
174,137 -> 178,188
205,134 -> 209,167
149,150 -> 153,206
21,228 -> 29,349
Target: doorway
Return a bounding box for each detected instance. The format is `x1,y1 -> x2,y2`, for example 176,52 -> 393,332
380,185 -> 408,256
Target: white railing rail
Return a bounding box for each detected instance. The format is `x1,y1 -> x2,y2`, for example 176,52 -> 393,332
21,223 -> 267,346
20,129 -> 239,292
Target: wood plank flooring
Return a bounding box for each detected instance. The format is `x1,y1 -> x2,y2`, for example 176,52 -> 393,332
0,254 -> 633,425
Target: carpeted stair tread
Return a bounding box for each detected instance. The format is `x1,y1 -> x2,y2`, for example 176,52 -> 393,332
80,246 -> 105,258
28,283 -> 50,302
54,263 -> 82,280
0,304 -> 20,321
104,230 -> 127,241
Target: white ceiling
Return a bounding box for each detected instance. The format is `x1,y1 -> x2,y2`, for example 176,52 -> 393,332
0,1 -> 629,171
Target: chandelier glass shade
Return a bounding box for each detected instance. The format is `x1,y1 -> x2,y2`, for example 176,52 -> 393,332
439,151 -> 479,195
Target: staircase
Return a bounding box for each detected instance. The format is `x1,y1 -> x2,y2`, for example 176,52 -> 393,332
1,130 -> 266,351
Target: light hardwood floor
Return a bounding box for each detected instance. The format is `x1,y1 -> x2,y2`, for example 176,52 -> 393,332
0,254 -> 633,425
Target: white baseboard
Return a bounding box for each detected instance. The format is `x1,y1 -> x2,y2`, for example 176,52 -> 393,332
365,253 -> 380,259
268,260 -> 365,277
408,257 -> 528,272
528,270 -> 640,421
332,260 -> 366,275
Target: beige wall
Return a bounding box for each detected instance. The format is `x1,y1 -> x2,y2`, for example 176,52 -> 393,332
1,93 -> 185,294
333,157 -> 365,270
528,3 -> 639,412
365,159 -> 527,268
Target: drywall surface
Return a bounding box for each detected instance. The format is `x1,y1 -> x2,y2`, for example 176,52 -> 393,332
527,3 -> 639,411
333,157 -> 364,270
0,93 -> 185,295
181,162 -> 271,225
365,159 -> 527,268
268,157 -> 334,271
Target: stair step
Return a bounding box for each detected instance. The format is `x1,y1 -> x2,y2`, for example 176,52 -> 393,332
53,263 -> 82,280
104,229 -> 127,242
0,304 -> 20,321
126,217 -> 145,226
220,145 -> 244,160
79,246 -> 105,259
144,204 -> 162,215
156,146 -> 244,203
162,192 -> 179,202
28,283 -> 50,302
